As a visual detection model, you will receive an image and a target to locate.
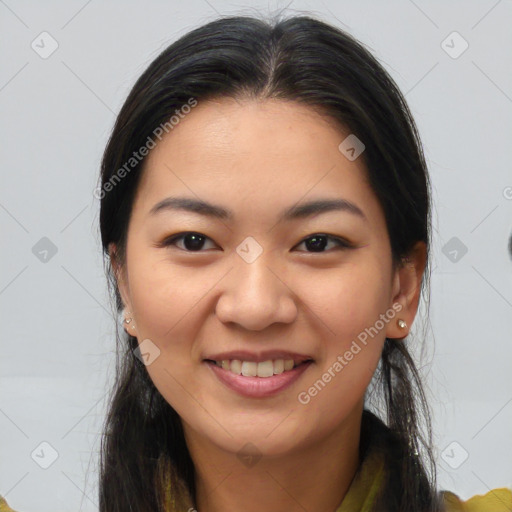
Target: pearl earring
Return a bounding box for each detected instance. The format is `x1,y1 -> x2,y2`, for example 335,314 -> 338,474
397,319 -> 407,329
123,310 -> 136,330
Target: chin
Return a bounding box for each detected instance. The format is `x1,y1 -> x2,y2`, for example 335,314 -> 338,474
193,414 -> 312,458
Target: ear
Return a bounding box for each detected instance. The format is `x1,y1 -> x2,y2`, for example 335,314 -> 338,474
109,242 -> 134,335
385,241 -> 427,339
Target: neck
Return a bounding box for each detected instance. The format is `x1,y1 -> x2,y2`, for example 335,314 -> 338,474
184,404 -> 364,512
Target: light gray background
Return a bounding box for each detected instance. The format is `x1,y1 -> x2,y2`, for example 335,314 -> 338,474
1,1 -> 511,510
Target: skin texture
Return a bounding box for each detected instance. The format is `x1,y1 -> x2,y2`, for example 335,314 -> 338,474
111,97 -> 426,512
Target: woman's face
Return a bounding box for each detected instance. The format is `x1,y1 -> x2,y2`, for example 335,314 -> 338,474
112,97 -> 419,458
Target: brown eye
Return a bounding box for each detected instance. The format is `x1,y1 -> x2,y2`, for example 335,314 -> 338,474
295,234 -> 353,253
162,232 -> 217,252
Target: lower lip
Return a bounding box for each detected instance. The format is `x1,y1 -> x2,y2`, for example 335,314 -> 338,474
205,360 -> 313,398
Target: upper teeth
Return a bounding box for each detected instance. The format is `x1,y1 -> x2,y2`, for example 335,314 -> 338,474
215,359 -> 297,377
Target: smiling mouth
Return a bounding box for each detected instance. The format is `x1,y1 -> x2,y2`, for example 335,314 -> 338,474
204,358 -> 313,378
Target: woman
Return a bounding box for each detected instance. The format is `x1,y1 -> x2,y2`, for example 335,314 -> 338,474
2,12 -> 510,512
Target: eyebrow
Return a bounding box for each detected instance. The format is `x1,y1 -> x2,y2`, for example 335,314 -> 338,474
149,196 -> 367,222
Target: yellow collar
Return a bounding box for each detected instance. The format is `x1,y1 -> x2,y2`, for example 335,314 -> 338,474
335,443 -> 386,511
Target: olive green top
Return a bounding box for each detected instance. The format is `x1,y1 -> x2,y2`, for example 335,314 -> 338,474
2,450 -> 511,512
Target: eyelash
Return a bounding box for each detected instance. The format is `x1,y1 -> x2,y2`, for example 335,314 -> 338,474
160,232 -> 354,253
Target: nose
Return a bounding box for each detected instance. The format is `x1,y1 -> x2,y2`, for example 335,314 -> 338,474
214,255 -> 298,331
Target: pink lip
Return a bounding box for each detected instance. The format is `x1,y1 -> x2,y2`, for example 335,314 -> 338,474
203,350 -> 313,365
205,360 -> 313,398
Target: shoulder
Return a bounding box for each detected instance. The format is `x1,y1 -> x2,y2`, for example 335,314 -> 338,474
0,496 -> 18,512
441,487 -> 512,511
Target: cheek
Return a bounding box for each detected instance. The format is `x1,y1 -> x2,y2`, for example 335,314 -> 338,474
295,259 -> 390,399
127,258 -> 206,413
128,255 -> 214,341
295,265 -> 389,429
300,258 -> 392,341
126,257 -> 220,405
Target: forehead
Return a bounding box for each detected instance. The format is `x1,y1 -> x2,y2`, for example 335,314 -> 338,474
145,97 -> 352,168
134,97 -> 382,226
